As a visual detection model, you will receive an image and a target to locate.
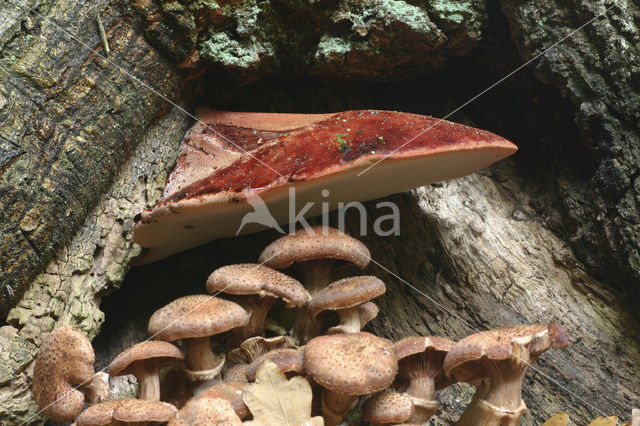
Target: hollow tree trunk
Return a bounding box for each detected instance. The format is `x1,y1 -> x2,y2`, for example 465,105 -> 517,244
1,0 -> 639,424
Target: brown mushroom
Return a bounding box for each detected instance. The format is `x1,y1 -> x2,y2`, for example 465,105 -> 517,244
196,381 -> 250,419
443,323 -> 570,425
393,336 -> 455,422
76,399 -> 178,425
148,295 -> 249,381
363,390 -> 415,425
245,348 -> 304,382
134,110 -> 517,264
32,326 -> 107,422
109,341 -> 184,401
223,335 -> 295,382
206,263 -> 309,342
169,396 -> 242,425
309,275 -> 385,334
304,332 -> 398,426
259,226 -> 370,296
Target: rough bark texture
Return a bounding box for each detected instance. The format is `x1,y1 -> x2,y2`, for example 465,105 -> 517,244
0,0 -> 639,424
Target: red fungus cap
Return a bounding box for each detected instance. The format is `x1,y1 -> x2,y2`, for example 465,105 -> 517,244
134,110 -> 517,263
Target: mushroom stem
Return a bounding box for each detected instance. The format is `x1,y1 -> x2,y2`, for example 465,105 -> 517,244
404,353 -> 444,421
456,345 -> 529,426
129,364 -> 161,401
321,390 -> 358,426
329,307 -> 362,334
297,259 -> 334,296
185,337 -> 220,372
291,306 -> 322,345
231,296 -> 276,345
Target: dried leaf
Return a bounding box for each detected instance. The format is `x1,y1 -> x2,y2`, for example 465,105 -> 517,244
589,417 -> 619,426
243,360 -> 324,426
543,413 -> 569,426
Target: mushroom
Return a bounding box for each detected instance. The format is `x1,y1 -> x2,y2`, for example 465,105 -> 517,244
195,381 -> 250,419
363,390 -> 415,425
443,323 -> 570,425
168,396 -> 242,425
134,110 -> 517,263
223,335 -> 295,382
109,341 -> 184,401
206,263 -> 310,342
392,336 -> 455,422
304,332 -> 398,426
76,398 -> 178,425
308,275 -> 385,334
32,326 -> 108,422
261,226 -> 371,343
148,295 -> 249,381
245,348 -> 304,382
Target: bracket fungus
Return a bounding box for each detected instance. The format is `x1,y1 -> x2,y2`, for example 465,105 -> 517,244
133,110 -> 517,263
109,341 -> 184,401
148,295 -> 249,380
32,326 -> 107,422
443,323 -> 570,426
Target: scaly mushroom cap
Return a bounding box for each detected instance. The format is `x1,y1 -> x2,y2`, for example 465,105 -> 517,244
76,399 -> 178,425
134,110 -> 517,263
197,382 -> 250,419
358,301 -> 379,327
363,390 -> 415,424
32,326 -> 96,422
113,399 -> 178,423
109,341 -> 184,377
76,400 -> 122,426
169,396 -> 242,425
443,323 -> 570,383
148,295 -> 249,341
259,226 -> 371,270
308,276 -> 385,318
304,332 -> 398,396
206,263 -> 310,307
245,348 -> 305,382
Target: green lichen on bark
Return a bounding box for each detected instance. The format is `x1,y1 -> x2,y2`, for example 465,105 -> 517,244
149,0 -> 488,81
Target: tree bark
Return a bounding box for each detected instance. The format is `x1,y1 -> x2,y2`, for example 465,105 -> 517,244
1,0 -> 639,424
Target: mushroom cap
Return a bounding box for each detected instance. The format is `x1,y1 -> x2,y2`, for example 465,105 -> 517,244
308,276 -> 385,318
245,348 -> 304,382
169,396 -> 242,425
113,399 -> 178,423
32,326 -> 96,422
133,110 -> 517,264
259,226 -> 371,270
148,295 -> 249,341
393,336 -> 455,361
304,332 -> 398,395
76,400 -> 123,426
76,399 -> 178,425
198,381 -> 250,419
226,335 -> 296,365
363,390 -> 414,423
358,301 -> 379,327
109,341 -> 184,376
206,263 -> 310,307
443,323 -> 570,383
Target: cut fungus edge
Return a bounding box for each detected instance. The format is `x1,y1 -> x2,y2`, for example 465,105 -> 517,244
133,109 -> 517,263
